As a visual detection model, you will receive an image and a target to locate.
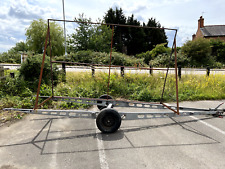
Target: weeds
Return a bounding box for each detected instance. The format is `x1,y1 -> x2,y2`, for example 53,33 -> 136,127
52,72 -> 225,102
1,72 -> 225,111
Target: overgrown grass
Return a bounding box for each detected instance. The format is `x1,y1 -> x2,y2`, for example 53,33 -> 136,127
1,72 -> 225,111
50,72 -> 225,102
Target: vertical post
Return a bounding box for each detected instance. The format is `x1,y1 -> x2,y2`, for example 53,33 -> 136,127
10,72 -> 15,78
149,64 -> 153,75
178,65 -> 181,79
62,0 -> 67,56
34,22 -> 50,110
120,66 -> 124,77
91,66 -> 95,77
49,21 -> 54,98
107,26 -> 114,98
62,63 -> 66,81
174,36 -> 179,115
206,66 -> 210,76
0,66 -> 3,78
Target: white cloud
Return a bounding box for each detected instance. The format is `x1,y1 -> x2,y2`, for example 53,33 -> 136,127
10,37 -> 17,42
0,0 -> 225,52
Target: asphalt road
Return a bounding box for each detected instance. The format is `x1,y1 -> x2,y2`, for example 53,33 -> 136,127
2,64 -> 225,75
0,100 -> 225,169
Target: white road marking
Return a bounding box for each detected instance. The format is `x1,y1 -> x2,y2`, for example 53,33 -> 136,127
50,132 -> 60,169
190,116 -> 225,135
95,125 -> 109,169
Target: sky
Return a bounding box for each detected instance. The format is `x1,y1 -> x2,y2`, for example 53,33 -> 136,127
0,0 -> 225,53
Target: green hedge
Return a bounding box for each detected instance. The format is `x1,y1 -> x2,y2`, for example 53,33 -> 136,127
55,50 -> 145,66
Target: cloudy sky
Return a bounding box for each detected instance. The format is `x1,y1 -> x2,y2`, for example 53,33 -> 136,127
0,0 -> 224,53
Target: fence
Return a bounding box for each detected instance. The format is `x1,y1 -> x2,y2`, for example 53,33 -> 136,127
60,63 -> 217,79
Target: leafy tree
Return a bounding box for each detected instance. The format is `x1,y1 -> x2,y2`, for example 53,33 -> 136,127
0,51 -> 20,63
9,41 -> 28,53
181,38 -> 212,66
89,24 -> 113,52
210,39 -> 225,63
0,41 -> 29,63
143,18 -> 168,51
104,8 -> 168,55
67,14 -> 112,53
104,8 -> 127,53
19,54 -> 59,90
125,14 -> 145,55
25,19 -> 64,56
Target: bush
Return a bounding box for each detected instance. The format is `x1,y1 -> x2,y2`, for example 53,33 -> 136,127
0,73 -> 30,97
136,43 -> 171,64
210,39 -> 225,63
55,50 -> 145,66
181,38 -> 212,66
19,54 -> 59,90
0,51 -> 20,63
150,52 -> 191,67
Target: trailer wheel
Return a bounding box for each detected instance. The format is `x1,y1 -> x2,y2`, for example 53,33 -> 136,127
97,94 -> 113,110
96,108 -> 121,133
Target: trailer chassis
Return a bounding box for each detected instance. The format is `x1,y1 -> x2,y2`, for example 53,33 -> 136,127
4,96 -> 224,133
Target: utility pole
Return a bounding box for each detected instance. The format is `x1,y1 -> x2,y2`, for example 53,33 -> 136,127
62,0 -> 67,56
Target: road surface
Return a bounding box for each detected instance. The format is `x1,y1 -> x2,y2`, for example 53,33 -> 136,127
0,100 -> 225,169
1,63 -> 225,75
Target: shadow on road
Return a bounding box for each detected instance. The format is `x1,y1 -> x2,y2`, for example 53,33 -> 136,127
0,116 -> 221,155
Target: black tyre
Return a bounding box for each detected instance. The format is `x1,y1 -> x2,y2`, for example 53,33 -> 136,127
96,108 -> 121,133
97,94 -> 113,110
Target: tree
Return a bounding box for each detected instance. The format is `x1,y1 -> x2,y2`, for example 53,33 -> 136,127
143,18 -> 168,51
210,39 -> 225,63
125,14 -> 145,55
67,14 -> 112,53
25,19 -> 64,56
104,8 -> 168,55
9,41 -> 28,53
88,24 -> 113,52
19,54 -> 59,90
181,38 -> 212,66
104,8 -> 127,53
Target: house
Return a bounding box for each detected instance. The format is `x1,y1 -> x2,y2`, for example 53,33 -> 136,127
192,16 -> 225,41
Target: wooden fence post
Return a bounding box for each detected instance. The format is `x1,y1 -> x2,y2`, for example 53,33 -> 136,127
178,66 -> 181,79
62,63 -> 66,82
91,66 -> 95,77
149,64 -> 153,75
120,66 -> 124,77
206,66 -> 210,76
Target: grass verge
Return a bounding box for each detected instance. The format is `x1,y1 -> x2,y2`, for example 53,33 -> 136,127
1,71 -> 225,126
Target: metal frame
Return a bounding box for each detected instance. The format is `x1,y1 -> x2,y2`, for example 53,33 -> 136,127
4,19 -> 224,122
33,18 -> 180,115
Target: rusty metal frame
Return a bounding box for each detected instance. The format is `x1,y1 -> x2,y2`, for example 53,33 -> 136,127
34,19 -> 179,114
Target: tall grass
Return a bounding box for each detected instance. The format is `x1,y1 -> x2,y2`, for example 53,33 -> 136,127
52,72 -> 225,102
2,71 -> 225,110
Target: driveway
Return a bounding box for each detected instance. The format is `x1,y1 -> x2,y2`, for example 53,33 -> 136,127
0,100 -> 225,169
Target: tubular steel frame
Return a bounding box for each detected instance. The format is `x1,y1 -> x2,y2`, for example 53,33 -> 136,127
34,19 -> 180,114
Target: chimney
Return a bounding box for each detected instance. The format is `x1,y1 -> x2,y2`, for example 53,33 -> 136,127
198,16 -> 204,28
192,34 -> 196,40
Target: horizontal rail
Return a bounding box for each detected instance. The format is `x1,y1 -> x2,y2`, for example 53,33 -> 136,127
48,19 -> 178,31
4,108 -> 97,119
4,108 -> 223,120
48,96 -> 165,109
51,61 -> 168,71
39,96 -> 225,113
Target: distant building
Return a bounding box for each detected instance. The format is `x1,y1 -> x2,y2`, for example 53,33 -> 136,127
192,16 -> 225,41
